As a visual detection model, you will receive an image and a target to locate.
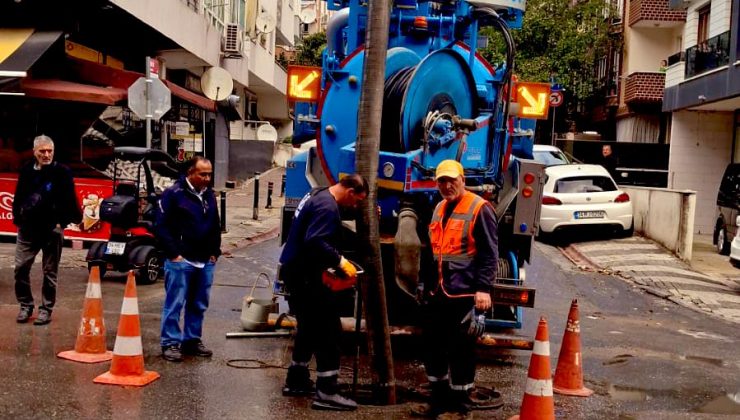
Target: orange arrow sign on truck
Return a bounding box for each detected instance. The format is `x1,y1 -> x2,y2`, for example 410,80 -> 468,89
287,65 -> 322,102
514,82 -> 551,120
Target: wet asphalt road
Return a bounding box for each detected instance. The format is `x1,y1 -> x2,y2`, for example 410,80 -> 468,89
0,237 -> 738,419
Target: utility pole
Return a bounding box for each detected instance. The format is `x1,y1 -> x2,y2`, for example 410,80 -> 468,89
551,106 -> 556,146
354,0 -> 396,405
145,56 -> 152,149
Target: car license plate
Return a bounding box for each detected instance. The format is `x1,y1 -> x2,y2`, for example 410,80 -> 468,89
574,211 -> 605,219
105,241 -> 126,255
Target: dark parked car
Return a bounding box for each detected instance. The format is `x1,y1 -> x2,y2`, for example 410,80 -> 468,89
714,163 -> 740,255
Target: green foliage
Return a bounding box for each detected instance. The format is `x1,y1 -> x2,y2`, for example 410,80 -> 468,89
480,0 -> 619,104
295,32 -> 327,67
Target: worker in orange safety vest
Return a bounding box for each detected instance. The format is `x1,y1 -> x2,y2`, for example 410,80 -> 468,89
414,159 -> 502,417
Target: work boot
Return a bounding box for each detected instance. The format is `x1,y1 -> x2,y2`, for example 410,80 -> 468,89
181,340 -> 213,357
162,345 -> 183,362
410,381 -> 451,417
33,308 -> 51,326
16,306 -> 33,324
283,365 -> 315,397
312,375 -> 357,411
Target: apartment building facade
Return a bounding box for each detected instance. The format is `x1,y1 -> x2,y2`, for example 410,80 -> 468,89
0,0 -> 299,187
617,0 -> 686,143
588,0 -> 686,145
662,0 -> 739,234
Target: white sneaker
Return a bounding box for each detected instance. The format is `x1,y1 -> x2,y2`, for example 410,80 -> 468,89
311,390 -> 358,411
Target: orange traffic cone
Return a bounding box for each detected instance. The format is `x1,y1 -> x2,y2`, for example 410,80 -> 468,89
58,265 -> 113,363
553,299 -> 593,397
510,316 -> 555,420
94,271 -> 159,387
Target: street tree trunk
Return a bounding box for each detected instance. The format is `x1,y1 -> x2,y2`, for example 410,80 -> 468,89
354,0 -> 396,405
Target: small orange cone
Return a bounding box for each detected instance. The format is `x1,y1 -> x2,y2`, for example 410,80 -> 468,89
58,265 -> 113,363
553,299 -> 593,397
510,316 -> 555,420
94,271 -> 159,387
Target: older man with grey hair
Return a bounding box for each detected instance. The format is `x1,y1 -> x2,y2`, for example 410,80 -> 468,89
12,135 -> 81,325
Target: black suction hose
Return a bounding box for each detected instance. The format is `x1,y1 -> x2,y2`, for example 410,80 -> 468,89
466,7 -> 516,181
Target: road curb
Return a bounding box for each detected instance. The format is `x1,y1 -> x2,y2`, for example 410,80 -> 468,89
230,166 -> 284,193
222,225 -> 281,253
559,244 -> 603,272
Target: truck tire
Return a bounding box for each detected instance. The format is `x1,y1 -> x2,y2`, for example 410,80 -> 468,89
135,248 -> 162,285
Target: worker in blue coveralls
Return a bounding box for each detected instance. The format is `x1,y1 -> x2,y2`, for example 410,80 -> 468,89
279,174 -> 368,411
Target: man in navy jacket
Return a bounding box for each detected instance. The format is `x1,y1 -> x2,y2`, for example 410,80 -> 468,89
13,135 -> 81,325
156,156 -> 221,362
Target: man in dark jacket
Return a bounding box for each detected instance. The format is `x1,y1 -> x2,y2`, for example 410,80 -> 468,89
156,156 -> 221,362
13,135 -> 81,325
416,159 -> 501,417
599,144 -> 619,179
279,174 -> 368,411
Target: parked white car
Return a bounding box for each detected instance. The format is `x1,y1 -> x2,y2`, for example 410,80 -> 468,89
729,215 -> 740,267
539,164 -> 633,236
532,145 -> 570,167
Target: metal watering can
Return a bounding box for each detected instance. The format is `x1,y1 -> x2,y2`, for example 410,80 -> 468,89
241,272 -> 278,332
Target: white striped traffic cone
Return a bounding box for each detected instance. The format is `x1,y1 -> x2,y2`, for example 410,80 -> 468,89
94,271 -> 159,387
57,265 -> 113,363
510,316 -> 555,420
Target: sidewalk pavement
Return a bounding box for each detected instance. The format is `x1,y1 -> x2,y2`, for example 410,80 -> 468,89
690,233 -> 740,287
565,233 -> 740,324
219,166 -> 286,253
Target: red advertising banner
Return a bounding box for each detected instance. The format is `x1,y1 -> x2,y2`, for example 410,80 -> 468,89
0,173 -> 113,241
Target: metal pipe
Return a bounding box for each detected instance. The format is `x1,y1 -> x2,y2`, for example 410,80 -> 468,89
252,171 -> 260,220
225,331 -> 292,339
220,190 -> 227,233
326,7 -> 350,60
145,56 -> 152,149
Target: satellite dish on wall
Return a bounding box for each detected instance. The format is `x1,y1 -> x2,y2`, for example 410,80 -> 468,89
255,11 -> 277,34
299,8 -> 317,24
256,123 -> 278,141
201,67 -> 233,101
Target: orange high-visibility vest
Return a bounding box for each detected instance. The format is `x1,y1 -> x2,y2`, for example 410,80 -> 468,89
428,191 -> 488,297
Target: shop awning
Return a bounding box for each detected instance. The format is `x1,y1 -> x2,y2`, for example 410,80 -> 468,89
0,29 -> 63,78
68,57 -> 217,111
21,79 -> 127,105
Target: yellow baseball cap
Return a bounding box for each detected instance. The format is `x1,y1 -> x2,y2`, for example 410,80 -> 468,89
435,159 -> 464,180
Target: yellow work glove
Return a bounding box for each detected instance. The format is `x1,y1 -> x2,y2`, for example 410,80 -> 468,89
338,256 -> 357,278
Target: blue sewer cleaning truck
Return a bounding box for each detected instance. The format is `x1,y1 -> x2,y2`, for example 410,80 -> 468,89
278,0 -> 549,348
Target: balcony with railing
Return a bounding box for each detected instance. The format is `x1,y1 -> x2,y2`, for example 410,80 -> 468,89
629,0 -> 686,27
684,31 -> 731,79
624,72 -> 666,104
664,51 -> 685,88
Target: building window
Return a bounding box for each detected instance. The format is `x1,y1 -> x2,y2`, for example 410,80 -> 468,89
697,4 -> 710,44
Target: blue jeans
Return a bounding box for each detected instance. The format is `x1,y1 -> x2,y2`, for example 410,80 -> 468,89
160,260 -> 215,347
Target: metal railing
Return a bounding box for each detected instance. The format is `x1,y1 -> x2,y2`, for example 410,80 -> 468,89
179,0 -> 225,32
666,50 -> 684,66
685,31 -> 731,78
181,0 -> 199,12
